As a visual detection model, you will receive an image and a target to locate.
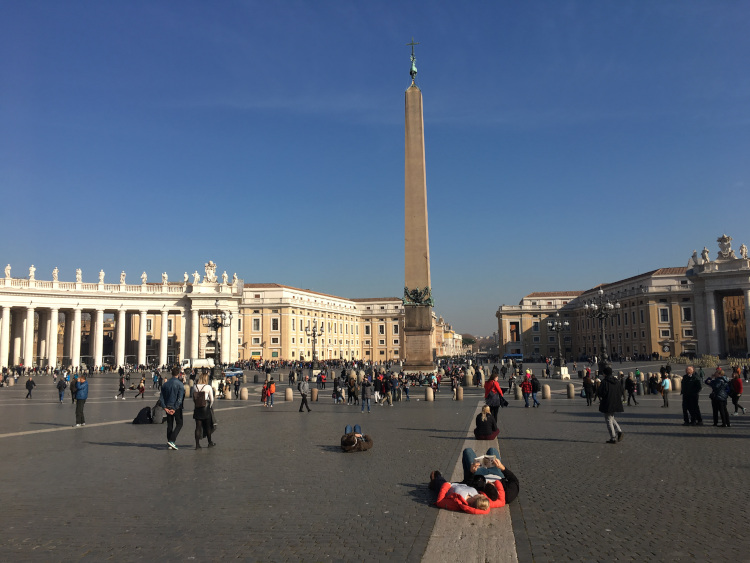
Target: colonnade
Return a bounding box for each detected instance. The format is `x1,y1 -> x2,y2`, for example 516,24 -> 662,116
0,304 -> 237,370
696,288 -> 750,357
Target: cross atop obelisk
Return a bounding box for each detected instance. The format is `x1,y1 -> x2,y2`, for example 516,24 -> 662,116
402,39 -> 435,373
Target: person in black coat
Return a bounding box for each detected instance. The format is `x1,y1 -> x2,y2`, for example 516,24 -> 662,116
474,405 -> 499,440
597,367 -> 624,444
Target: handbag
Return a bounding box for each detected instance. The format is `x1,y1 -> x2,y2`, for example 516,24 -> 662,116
486,390 -> 501,408
580,388 -> 586,398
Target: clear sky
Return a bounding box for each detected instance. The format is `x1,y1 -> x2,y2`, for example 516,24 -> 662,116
1,1 -> 748,336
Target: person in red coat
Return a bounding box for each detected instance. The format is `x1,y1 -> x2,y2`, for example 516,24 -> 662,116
484,373 -> 505,422
520,371 -> 533,407
730,368 -> 745,415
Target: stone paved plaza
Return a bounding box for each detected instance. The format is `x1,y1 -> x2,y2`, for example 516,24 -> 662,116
2,364 -> 749,562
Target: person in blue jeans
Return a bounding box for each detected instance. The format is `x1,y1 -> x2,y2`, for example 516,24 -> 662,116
361,377 -> 373,413
341,424 -> 373,452
462,447 -> 504,482
531,375 -> 541,407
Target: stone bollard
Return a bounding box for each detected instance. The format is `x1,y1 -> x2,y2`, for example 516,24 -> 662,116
224,388 -> 231,400
514,385 -> 522,400
567,383 -> 575,399
253,374 -> 259,383
425,387 -> 434,401
543,384 -> 551,400
183,384 -> 191,397
285,387 -> 293,401
311,388 -> 318,402
672,376 -> 681,393
188,379 -> 194,389
639,373 -> 645,382
637,381 -> 644,395
456,386 -> 463,401
240,387 -> 248,400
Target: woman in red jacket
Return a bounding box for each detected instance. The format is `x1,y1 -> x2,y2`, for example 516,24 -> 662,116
520,371 -> 533,408
483,373 -> 505,423
730,368 -> 745,415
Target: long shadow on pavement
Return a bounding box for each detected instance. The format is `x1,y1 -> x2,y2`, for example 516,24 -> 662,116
85,441 -> 165,450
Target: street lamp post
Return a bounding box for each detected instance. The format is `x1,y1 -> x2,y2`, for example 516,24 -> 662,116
200,299 -> 232,380
583,289 -> 620,375
305,319 -> 325,368
546,312 -> 569,377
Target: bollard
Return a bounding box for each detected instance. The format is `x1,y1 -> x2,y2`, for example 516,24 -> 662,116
567,383 -> 575,399
240,387 -> 248,400
285,387 -> 293,401
639,373 -> 645,382
7,378 -> 14,387
253,374 -> 259,383
224,388 -> 231,400
542,384 -> 551,400
188,379 -> 194,389
672,376 -> 681,393
183,384 -> 191,397
311,388 -> 319,402
514,385 -> 522,400
456,386 -> 463,401
637,381 -> 644,395
425,387 -> 434,401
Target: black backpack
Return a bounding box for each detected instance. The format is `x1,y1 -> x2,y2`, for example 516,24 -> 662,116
532,378 -> 540,393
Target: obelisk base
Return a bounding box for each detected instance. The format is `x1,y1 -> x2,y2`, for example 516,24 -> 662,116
403,306 -> 435,373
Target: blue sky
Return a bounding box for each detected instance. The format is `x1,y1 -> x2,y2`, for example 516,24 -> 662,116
1,1 -> 748,336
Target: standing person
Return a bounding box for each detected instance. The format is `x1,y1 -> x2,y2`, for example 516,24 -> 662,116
530,374 -> 541,407
484,373 -> 504,423
520,371 -> 533,408
583,372 -> 595,406
597,367 -> 624,444
681,366 -> 703,426
25,376 -> 36,399
660,375 -> 671,407
56,377 -> 67,403
192,372 -> 216,449
160,366 -> 185,450
361,376 -> 372,413
135,377 -> 146,399
73,374 -> 88,427
380,375 -> 392,406
116,376 -> 126,400
233,377 -> 241,400
625,375 -> 638,406
267,378 -> 276,408
70,376 -> 78,404
730,368 -> 745,416
298,375 -> 311,412
507,373 -> 515,395
706,368 -> 731,427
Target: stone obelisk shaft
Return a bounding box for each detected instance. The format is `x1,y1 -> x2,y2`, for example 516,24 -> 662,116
404,83 -> 434,372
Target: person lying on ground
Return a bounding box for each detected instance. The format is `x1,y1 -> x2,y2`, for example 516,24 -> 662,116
462,447 -> 520,504
340,424 -> 373,452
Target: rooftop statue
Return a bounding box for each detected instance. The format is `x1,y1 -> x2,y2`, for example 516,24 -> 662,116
184,272 -> 189,284
204,260 -> 217,283
4,264 -> 10,278
407,37 -> 419,82
120,271 -> 126,284
141,271 -> 148,284
717,234 -> 736,260
29,265 -> 36,281
701,247 -> 710,263
222,271 -> 228,285
76,269 -> 82,283
52,267 -> 59,282
99,269 -> 105,284
740,244 -> 748,260
162,272 -> 168,285
232,273 -> 238,287
193,271 -> 200,284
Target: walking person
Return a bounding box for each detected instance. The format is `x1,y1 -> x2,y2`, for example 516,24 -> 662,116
730,368 -> 745,416
583,372 -> 595,406
116,376 -> 126,400
361,376 -> 372,413
192,372 -> 216,449
73,374 -> 89,427
625,375 -> 638,406
681,366 -> 703,425
135,377 -> 146,399
267,378 -> 276,408
298,375 -> 311,412
160,366 -> 185,450
484,373 -> 504,423
25,376 -> 36,399
660,375 -> 671,407
597,367 -> 624,444
56,377 -> 67,403
530,374 -> 541,407
520,371 -> 533,408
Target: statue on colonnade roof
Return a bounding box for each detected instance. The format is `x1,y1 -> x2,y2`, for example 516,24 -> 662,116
99,270 -> 105,284
120,271 -> 126,284
76,269 -> 82,283
52,267 -> 59,282
204,260 -> 218,283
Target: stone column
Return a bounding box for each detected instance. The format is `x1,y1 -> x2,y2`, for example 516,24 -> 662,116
190,308 -> 199,359
37,309 -> 48,364
220,313 -> 230,364
72,308 -> 82,368
12,311 -> 23,365
94,309 -> 104,368
24,306 -> 35,367
138,310 -> 148,367
707,292 -> 721,356
48,308 -> 59,370
229,315 -> 238,363
0,306 -> 10,369
116,309 -> 126,368
178,309 -> 186,364
745,289 -> 750,357
159,310 -> 169,367
63,312 -> 73,364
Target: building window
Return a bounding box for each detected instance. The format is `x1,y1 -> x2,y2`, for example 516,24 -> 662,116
146,336 -> 152,346
168,337 -> 173,346
532,321 -> 540,332
533,336 -> 540,343
252,318 -> 260,331
291,337 -> 295,344
252,337 -> 260,345
271,318 -> 279,331
393,339 -> 399,345
291,318 -> 295,331
364,340 -> 370,345
682,307 -> 692,322
168,319 -> 173,332
393,324 -> 399,335
632,312 -> 636,325
379,339 -> 385,346
254,294 -> 260,299
640,310 -> 645,324
271,337 -> 279,344
684,328 -> 694,337
641,331 -> 646,338
378,324 -> 385,335
365,326 -> 371,336
146,319 -> 152,333
548,336 -> 555,343
660,329 -> 671,338
659,308 -> 669,323
238,318 -> 242,331
509,322 -> 520,342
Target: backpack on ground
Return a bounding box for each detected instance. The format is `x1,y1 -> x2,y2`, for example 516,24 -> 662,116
132,406 -> 153,424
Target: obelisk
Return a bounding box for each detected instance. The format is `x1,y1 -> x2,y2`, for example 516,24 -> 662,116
403,39 -> 435,373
